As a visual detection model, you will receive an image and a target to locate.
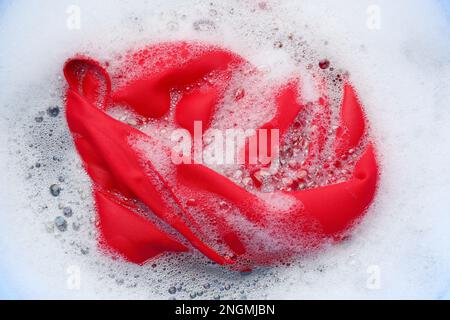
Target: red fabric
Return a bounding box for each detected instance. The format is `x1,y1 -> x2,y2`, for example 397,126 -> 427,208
63,42 -> 378,268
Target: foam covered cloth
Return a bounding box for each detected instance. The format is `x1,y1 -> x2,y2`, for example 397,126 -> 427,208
63,42 -> 378,269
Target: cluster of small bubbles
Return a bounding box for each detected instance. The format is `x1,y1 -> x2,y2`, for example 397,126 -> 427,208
193,19 -> 216,32
46,106 -> 60,118
63,207 -> 73,217
273,41 -> 283,49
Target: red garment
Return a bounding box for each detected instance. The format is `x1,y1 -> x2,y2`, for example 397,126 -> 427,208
63,42 -> 378,268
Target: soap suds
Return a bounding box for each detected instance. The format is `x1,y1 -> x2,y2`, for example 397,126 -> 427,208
0,0 -> 450,299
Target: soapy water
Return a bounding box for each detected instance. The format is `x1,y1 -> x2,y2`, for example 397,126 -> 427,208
0,0 -> 450,299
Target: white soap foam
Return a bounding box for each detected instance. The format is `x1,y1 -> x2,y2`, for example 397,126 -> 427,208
1,0 -> 450,299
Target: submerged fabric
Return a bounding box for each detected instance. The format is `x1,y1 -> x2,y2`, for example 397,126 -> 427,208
63,42 -> 378,268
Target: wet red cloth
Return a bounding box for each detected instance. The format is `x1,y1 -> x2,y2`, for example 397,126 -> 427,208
63,42 -> 378,268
